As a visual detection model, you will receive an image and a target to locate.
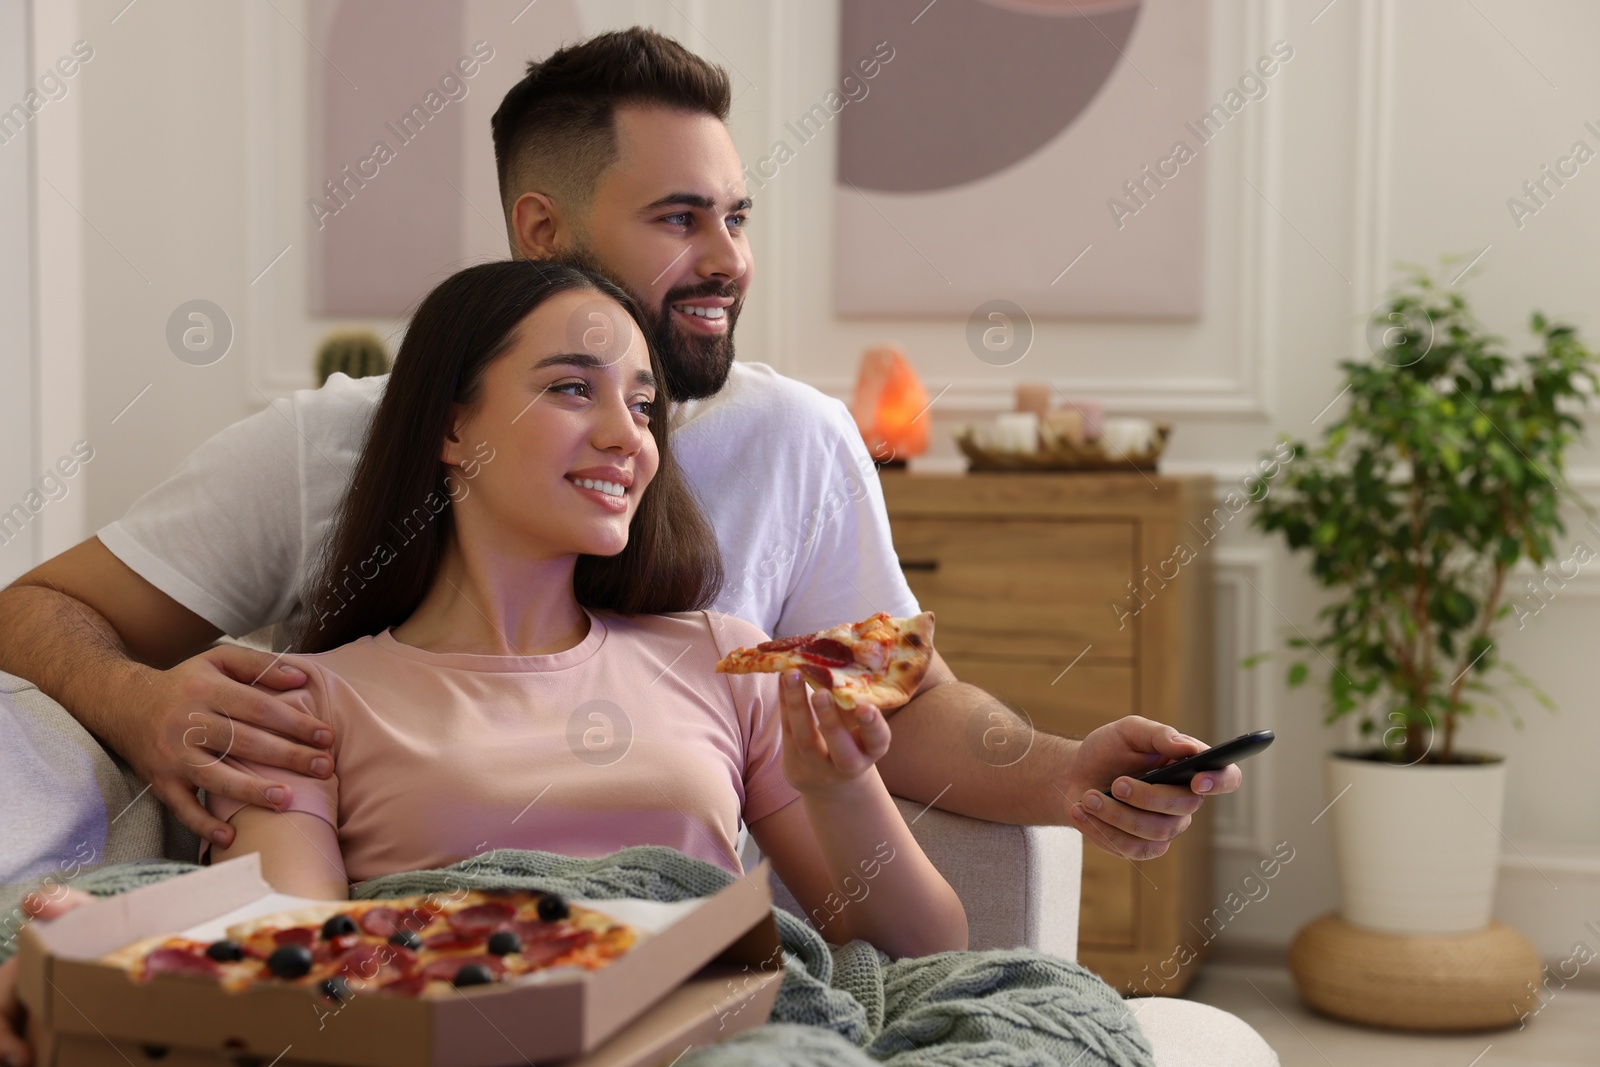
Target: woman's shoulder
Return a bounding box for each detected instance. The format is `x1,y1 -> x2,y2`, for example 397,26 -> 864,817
595,610 -> 769,657
267,636 -> 406,726
275,635 -> 387,686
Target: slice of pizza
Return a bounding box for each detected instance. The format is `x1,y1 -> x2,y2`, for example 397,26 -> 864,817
715,611 -> 936,711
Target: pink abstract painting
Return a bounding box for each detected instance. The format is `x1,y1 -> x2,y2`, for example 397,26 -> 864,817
834,0 -> 1212,318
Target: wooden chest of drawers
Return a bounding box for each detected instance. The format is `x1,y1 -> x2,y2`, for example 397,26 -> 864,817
881,471 -> 1216,994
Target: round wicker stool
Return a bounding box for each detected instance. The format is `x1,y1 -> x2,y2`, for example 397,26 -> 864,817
1289,912 -> 1542,1031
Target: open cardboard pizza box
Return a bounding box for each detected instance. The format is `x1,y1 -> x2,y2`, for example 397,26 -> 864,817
17,854 -> 785,1067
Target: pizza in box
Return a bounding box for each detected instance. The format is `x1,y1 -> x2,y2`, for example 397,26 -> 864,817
101,888 -> 638,1000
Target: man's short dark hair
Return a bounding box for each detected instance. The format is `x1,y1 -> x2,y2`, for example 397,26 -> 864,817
490,27 -> 731,221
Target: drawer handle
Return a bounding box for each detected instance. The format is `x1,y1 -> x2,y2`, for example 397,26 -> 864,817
898,558 -> 940,573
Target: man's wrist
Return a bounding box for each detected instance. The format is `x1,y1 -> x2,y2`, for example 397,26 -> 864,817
1025,732 -> 1084,825
72,654 -> 163,762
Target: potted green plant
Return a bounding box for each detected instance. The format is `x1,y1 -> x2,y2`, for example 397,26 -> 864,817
1249,261 -> 1597,935
315,329 -> 391,385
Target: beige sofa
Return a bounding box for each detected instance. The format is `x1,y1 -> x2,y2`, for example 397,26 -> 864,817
1,670 -> 1277,1064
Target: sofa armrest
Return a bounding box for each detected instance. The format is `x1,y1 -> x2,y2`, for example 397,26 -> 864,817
763,796 -> 1082,960
0,671 -> 174,960
1130,998 -> 1281,1066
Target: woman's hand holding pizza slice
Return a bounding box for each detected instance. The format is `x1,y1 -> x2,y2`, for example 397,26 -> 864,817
775,670 -> 892,794
746,616 -> 969,957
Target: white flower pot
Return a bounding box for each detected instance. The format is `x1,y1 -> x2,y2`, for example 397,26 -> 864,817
1324,752 -> 1506,934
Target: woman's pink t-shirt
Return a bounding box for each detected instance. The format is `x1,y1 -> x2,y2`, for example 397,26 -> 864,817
206,610 -> 801,881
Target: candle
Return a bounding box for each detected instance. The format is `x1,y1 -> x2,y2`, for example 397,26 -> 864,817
992,412 -> 1040,453
1015,382 -> 1052,417
1100,418 -> 1157,456
1041,408 -> 1086,449
1056,397 -> 1103,440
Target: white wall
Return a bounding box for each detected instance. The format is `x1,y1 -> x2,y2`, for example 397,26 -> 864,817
74,0 -> 252,536
60,0 -> 1600,961
0,0 -> 38,584
32,0 -> 87,563
0,0 -> 80,585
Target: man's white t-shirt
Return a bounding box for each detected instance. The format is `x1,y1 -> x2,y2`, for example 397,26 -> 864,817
98,362 -> 921,645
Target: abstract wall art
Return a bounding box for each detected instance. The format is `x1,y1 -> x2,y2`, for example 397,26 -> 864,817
835,0 -> 1213,318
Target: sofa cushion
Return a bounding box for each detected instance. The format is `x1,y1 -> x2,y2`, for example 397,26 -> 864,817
1129,996 -> 1281,1066
0,670 -> 196,958
760,795 -> 1082,959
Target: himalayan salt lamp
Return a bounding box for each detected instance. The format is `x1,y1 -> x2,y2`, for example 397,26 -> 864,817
851,344 -> 930,464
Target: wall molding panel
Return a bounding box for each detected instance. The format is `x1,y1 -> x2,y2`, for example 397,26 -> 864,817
1212,547 -> 1278,856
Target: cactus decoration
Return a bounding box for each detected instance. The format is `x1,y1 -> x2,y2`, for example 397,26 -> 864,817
315,330 -> 391,385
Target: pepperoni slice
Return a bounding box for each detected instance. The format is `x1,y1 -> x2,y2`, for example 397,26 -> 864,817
312,933 -> 362,964
272,926 -> 316,948
333,943 -> 383,979
797,664 -> 834,690
756,634 -> 809,652
383,944 -> 420,974
424,929 -> 487,951
511,919 -> 565,944
512,917 -> 591,943
756,635 -> 853,664
516,930 -> 591,969
797,639 -> 853,666
144,947 -> 221,979
357,906 -> 403,937
358,906 -> 433,939
334,942 -> 418,986
419,954 -> 506,983
447,902 -> 516,936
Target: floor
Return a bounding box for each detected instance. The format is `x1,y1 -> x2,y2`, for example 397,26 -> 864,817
1184,964 -> 1600,1067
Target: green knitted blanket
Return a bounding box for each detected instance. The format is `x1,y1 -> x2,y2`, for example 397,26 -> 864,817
29,848 -> 1154,1067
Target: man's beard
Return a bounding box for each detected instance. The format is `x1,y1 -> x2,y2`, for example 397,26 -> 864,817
550,247 -> 742,402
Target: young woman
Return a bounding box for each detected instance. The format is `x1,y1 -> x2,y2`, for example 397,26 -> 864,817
194,260 -> 966,961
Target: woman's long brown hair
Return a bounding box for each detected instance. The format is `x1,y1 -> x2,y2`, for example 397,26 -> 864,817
294,260 -> 723,653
